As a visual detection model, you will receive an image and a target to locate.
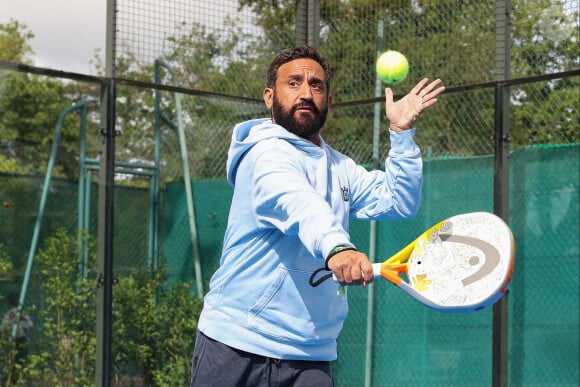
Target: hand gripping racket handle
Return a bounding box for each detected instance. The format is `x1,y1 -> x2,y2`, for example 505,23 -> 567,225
309,263 -> 385,287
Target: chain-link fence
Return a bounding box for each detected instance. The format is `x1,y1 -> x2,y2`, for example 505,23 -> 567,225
1,0 -> 579,385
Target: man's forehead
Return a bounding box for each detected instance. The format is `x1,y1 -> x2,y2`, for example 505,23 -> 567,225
278,58 -> 325,78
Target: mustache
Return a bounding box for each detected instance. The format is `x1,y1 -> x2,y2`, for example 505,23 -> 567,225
293,101 -> 319,114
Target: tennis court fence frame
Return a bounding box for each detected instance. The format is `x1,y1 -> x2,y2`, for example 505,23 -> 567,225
1,0 -> 579,385
2,55 -> 578,387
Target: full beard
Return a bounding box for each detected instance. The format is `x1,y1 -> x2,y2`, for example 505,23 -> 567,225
272,94 -> 328,141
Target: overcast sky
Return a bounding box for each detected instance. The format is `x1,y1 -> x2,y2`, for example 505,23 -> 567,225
1,0 -> 105,74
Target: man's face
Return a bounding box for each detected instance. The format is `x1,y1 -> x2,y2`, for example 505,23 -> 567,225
263,58 -> 332,144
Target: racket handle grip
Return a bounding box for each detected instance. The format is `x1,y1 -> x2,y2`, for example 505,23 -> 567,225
330,263 -> 383,283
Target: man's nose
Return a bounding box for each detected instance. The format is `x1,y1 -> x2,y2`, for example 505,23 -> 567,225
299,83 -> 313,100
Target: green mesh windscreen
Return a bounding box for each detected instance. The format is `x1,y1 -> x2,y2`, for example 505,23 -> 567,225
160,143 -> 579,386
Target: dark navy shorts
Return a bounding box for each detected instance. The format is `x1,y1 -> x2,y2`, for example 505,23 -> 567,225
190,330 -> 334,387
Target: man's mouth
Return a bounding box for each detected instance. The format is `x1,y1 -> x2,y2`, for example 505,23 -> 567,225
295,104 -> 315,113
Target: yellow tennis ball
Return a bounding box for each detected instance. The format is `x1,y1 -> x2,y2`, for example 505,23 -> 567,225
376,50 -> 409,84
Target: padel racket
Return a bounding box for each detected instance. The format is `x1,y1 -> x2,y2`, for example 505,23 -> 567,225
310,212 -> 515,313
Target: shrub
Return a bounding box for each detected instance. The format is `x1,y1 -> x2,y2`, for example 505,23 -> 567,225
0,229 -> 203,386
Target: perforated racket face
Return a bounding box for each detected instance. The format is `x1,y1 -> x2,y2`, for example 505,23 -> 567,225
406,212 -> 515,311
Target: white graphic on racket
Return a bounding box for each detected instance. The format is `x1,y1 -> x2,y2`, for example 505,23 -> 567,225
310,212 -> 516,313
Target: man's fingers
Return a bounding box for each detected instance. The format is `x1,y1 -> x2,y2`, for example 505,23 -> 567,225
423,81 -> 445,100
348,264 -> 374,285
327,249 -> 374,286
410,77 -> 430,95
384,87 -> 394,106
359,264 -> 374,286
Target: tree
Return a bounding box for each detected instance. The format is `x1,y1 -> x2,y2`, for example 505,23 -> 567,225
0,20 -> 34,63
0,20 -> 91,178
510,0 -> 580,146
235,0 -> 578,156
103,0 -> 576,176
0,73 -> 86,176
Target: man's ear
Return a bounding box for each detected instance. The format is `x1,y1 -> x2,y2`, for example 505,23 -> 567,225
263,88 -> 273,109
328,93 -> 333,108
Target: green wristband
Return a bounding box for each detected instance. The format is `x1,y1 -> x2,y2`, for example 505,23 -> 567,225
325,245 -> 357,270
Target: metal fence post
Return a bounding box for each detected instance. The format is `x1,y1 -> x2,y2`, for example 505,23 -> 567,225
96,0 -> 117,385
493,0 -> 511,386
295,0 -> 320,46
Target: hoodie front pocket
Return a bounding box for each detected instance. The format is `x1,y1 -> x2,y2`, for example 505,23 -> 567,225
247,267 -> 348,344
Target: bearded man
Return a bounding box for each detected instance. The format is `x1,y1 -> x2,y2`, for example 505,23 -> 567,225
190,45 -> 444,387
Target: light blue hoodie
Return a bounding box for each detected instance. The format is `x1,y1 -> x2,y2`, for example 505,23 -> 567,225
198,118 -> 422,361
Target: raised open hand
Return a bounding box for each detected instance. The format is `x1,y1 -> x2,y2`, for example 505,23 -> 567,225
385,78 -> 445,132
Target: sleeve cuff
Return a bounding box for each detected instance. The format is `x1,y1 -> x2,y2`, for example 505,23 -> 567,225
318,231 -> 355,259
388,128 -> 419,155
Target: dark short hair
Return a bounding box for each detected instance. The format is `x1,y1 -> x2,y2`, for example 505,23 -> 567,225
266,45 -> 332,91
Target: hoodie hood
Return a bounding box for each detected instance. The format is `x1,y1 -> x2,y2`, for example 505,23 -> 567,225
226,118 -> 321,186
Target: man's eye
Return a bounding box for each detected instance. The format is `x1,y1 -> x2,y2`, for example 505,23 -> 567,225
311,83 -> 324,92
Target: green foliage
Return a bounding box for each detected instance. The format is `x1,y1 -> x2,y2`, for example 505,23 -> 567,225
509,0 -> 580,147
1,20 -> 98,178
512,77 -> 580,145
0,19 -> 34,63
113,263 -> 202,385
235,0 -> 578,154
125,19 -> 270,180
2,2 -> 577,179
14,228 -> 97,386
0,243 -> 11,278
0,245 -> 18,386
0,72 -> 83,177
0,229 -> 202,386
512,0 -> 578,76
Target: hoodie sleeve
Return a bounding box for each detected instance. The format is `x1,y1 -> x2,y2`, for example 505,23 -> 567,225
249,139 -> 353,260
347,128 -> 423,219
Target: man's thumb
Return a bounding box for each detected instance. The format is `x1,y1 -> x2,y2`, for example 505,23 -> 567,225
384,87 -> 394,106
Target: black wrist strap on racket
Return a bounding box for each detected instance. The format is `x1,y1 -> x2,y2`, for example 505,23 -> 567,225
309,267 -> 333,287
309,245 -> 357,287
